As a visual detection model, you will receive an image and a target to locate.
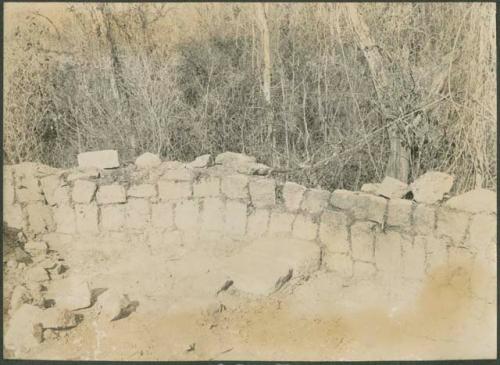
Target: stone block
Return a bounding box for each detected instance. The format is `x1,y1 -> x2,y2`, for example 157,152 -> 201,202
360,183 -> 379,194
175,200 -> 200,231
66,167 -> 100,182
127,184 -> 157,198
15,174 -> 43,203
387,199 -> 414,229
24,240 -> 48,256
215,151 -> 256,168
376,176 -> 409,199
351,221 -> 376,262
96,289 -> 132,321
151,202 -> 175,230
419,235 -> 449,274
100,205 -> 126,231
14,162 -> 60,178
96,184 -> 127,204
26,266 -> 50,282
135,152 -> 161,169
125,199 -> 150,230
413,204 -> 435,235
410,171 -> 454,204
48,276 -> 92,310
402,239 -> 426,280
236,162 -> 271,176
26,202 -> 54,234
445,188 -> 496,214
52,186 -> 71,206
436,208 -> 470,243
187,154 -> 213,169
3,167 -> 15,205
323,252 -> 353,278
4,204 -> 25,230
448,246 -> 474,268
247,209 -> 270,238
225,200 -> 248,236
75,203 -> 99,234
353,261 -> 377,280
193,176 -> 220,197
78,150 -> 119,169
292,214 -> 318,241
223,237 -> 320,296
319,210 -> 350,254
352,193 -> 387,224
54,205 -> 76,234
39,233 -> 72,254
40,175 -> 62,206
330,189 -> 358,210
282,182 -> 306,212
5,304 -> 44,354
268,211 -> 295,235
249,178 -> 276,208
200,198 -> 225,232
161,168 -> 195,181
374,231 -> 406,274
160,161 -> 185,171
300,188 -> 330,215
158,180 -> 192,200
221,174 -> 249,199
467,213 -> 496,254
72,180 -> 97,204
331,190 -> 386,224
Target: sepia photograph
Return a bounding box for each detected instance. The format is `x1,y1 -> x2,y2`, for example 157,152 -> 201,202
2,2 -> 497,361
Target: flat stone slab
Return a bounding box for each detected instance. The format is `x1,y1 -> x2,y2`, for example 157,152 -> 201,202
77,150 -> 119,169
222,237 -> 321,296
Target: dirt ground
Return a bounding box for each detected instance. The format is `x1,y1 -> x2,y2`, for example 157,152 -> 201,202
3,232 -> 496,361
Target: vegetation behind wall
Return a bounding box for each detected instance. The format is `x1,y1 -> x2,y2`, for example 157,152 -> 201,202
3,3 -> 496,192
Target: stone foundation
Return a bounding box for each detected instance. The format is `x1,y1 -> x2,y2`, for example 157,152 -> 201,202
3,153 -> 497,304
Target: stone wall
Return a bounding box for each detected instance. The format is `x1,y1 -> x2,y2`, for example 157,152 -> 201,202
3,152 -> 496,303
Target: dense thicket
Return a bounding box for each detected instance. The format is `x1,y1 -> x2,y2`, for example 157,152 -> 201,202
4,3 -> 496,192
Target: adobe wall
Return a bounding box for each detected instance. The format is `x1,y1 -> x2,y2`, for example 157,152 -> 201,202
3,153 -> 497,303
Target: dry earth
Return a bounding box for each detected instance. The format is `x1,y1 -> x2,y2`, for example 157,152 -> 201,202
4,231 -> 495,361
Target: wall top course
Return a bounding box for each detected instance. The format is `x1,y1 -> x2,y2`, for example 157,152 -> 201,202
3,152 -> 496,219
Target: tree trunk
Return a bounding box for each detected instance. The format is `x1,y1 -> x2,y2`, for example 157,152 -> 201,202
255,4 -> 276,163
344,4 -> 410,183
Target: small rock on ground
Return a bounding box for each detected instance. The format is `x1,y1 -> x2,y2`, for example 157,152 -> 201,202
5,304 -> 45,354
24,240 -> 48,257
96,289 -> 132,321
48,277 -> 92,310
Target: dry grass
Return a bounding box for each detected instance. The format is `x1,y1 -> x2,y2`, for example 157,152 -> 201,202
3,3 -> 496,192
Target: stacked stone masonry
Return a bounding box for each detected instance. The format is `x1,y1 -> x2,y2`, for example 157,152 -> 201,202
3,154 -> 496,304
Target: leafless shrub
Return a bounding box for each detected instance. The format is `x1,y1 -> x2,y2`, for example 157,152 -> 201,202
4,3 -> 495,192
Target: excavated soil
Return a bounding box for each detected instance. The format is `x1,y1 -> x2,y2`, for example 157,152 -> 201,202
3,232 -> 496,361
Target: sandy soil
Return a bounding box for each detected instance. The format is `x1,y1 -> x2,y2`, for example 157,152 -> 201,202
4,233 -> 496,361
